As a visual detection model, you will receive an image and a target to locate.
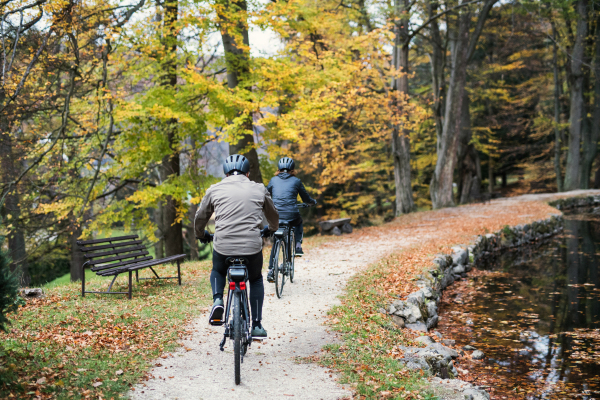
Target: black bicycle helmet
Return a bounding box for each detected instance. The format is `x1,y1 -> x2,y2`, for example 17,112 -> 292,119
223,154 -> 250,175
278,157 -> 295,171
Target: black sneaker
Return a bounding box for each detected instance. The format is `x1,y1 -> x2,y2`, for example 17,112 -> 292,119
209,298 -> 224,326
266,269 -> 274,283
251,324 -> 267,339
295,246 -> 304,257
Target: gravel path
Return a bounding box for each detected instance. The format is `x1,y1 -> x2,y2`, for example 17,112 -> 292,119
131,234 -> 418,400
131,190 -> 600,400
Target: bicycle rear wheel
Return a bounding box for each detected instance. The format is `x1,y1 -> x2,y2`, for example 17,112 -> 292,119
274,240 -> 286,298
289,231 -> 295,283
233,291 -> 242,385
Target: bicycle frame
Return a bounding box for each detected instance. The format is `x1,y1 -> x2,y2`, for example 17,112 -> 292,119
273,224 -> 294,259
219,266 -> 252,354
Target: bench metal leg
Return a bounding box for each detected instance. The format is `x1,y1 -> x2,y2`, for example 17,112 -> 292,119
81,261 -> 89,297
135,270 -> 139,283
177,260 -> 181,286
128,270 -> 132,299
107,275 -> 118,292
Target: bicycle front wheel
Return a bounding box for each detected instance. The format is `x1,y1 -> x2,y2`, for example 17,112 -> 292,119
274,240 -> 286,298
289,231 -> 295,283
233,291 -> 242,385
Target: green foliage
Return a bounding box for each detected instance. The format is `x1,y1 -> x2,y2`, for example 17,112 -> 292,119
0,237 -> 23,333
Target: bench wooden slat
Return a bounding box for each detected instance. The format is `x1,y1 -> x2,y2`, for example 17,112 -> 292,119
97,254 -> 186,276
77,235 -> 139,246
83,245 -> 147,259
91,256 -> 154,272
88,251 -> 149,266
79,240 -> 142,252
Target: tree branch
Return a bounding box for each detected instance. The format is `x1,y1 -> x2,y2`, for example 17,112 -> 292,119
408,0 -> 483,42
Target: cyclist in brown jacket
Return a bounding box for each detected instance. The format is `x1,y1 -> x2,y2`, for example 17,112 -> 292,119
194,154 -> 279,338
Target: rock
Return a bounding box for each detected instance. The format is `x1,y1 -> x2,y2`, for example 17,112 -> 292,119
463,388 -> 490,400
471,350 -> 485,360
463,345 -> 477,351
391,315 -> 405,328
332,226 -> 342,236
341,222 -> 353,234
426,315 -> 439,330
430,342 -> 459,358
422,287 -> 434,299
434,331 -> 443,339
451,248 -> 468,265
427,301 -> 438,318
378,308 -> 387,314
392,301 -> 423,324
407,290 -> 425,307
406,322 -> 428,332
441,339 -> 455,346
453,264 -> 466,274
414,335 -> 436,346
19,288 -> 44,299
433,255 -> 448,270
465,318 -> 474,325
398,356 -> 430,372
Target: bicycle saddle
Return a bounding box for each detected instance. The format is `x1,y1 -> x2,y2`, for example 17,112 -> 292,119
225,257 -> 249,266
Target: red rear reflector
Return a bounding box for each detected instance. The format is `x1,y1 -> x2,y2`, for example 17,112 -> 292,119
240,282 -> 246,290
229,282 -> 236,290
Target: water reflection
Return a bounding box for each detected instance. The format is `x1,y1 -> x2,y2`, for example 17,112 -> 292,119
438,211 -> 600,399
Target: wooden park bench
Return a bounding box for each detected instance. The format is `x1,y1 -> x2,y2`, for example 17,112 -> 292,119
319,218 -> 352,235
77,235 -> 186,299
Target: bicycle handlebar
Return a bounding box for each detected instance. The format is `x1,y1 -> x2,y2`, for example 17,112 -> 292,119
297,202 -> 315,209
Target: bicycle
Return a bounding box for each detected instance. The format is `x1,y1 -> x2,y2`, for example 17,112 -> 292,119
268,202 -> 314,298
213,256 -> 253,385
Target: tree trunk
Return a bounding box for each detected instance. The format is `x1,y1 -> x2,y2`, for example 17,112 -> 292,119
161,0 -> 183,257
428,0 -> 446,145
430,0 -> 498,208
457,92 -> 479,204
488,154 -> 494,193
69,218 -> 83,282
552,21 -> 564,192
391,0 -> 415,215
154,201 -> 164,259
580,14 -> 600,189
0,108 -> 30,286
430,13 -> 470,209
187,203 -> 199,260
218,0 -> 262,184
564,0 -> 588,191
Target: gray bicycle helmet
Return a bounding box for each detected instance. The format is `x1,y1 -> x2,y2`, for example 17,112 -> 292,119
223,154 -> 250,175
278,157 -> 295,171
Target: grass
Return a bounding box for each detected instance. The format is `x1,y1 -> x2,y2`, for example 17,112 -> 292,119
0,261 -> 214,399
321,252 -> 439,400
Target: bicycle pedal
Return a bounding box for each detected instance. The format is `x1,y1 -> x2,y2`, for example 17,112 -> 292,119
210,319 -> 224,326
252,337 -> 266,342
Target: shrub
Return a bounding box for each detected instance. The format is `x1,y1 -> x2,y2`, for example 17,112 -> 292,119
0,236 -> 23,332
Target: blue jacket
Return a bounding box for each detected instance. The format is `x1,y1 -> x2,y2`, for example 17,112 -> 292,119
267,173 -> 316,220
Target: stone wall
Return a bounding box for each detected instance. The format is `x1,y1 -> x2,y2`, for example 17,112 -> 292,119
384,198 -> 583,398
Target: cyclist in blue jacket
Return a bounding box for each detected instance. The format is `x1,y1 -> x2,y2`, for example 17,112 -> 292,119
266,157 -> 316,282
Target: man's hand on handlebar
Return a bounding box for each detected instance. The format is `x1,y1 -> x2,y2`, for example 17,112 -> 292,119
199,230 -> 214,244
261,226 -> 273,238
297,201 -> 317,208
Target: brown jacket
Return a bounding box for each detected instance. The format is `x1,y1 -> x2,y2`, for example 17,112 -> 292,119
194,174 -> 279,255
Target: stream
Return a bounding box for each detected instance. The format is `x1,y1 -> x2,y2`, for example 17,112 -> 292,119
438,210 -> 600,399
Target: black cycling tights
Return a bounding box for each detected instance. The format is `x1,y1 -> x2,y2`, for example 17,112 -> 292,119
210,250 -> 264,324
